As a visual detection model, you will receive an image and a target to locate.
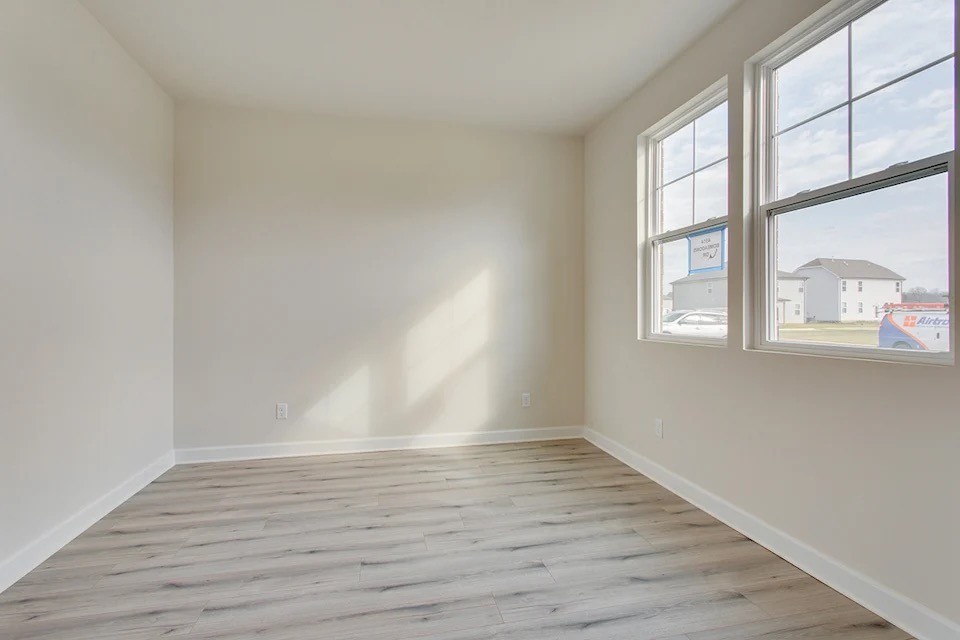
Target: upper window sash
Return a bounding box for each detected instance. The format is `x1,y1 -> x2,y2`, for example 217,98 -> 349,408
645,82 -> 728,240
756,0 -> 955,207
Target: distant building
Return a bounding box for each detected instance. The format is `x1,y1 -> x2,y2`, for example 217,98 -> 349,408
776,271 -> 807,324
794,258 -> 904,322
671,268 -> 727,312
672,268 -> 805,324
670,259 -> 906,324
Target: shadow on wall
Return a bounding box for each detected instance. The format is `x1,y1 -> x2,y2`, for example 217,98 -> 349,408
296,268 -> 494,441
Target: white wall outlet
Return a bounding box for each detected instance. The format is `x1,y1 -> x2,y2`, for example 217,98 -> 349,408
655,418 -> 664,439
276,403 -> 289,420
521,392 -> 531,408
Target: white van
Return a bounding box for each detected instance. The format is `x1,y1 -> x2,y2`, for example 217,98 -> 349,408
878,311 -> 949,352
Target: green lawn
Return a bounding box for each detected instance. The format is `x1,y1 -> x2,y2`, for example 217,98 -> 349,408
778,321 -> 880,347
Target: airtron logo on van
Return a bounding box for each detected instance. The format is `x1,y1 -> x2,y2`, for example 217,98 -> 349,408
904,315 -> 949,328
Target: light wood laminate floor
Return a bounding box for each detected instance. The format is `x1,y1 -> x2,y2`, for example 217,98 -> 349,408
0,439 -> 911,640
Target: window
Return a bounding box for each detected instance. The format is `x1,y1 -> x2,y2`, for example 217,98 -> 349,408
755,0 -> 954,363
794,304 -> 802,316
643,82 -> 728,342
798,284 -> 804,293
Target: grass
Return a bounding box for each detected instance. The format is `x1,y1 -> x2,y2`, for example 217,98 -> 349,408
777,321 -> 880,347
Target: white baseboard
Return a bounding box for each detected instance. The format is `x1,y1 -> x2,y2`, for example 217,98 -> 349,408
0,450 -> 175,594
583,428 -> 959,640
175,426 -> 584,464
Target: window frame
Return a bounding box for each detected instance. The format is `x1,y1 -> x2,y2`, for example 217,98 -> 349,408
750,0 -> 956,365
640,79 -> 729,346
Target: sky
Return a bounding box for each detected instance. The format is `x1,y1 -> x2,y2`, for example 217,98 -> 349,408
657,0 -> 954,305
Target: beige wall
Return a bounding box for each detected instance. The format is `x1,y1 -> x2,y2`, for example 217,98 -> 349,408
585,0 -> 959,628
0,0 -> 174,574
174,105 -> 583,448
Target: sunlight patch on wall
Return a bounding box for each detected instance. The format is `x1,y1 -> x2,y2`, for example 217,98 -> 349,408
405,270 -> 491,405
414,354 -> 491,438
302,365 -> 372,436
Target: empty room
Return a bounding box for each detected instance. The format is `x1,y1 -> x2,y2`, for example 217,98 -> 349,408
1,0 -> 957,638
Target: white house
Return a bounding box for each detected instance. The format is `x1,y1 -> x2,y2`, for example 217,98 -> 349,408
671,269 -> 727,312
794,258 -> 904,322
672,268 -> 806,325
776,271 -> 807,324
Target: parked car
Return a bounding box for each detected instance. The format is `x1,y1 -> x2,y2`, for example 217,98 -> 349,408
661,310 -> 728,338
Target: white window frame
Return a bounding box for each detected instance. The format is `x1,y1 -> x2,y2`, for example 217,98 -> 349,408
750,0 -> 956,365
640,79 -> 728,345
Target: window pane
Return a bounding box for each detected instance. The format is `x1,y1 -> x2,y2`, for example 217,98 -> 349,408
656,237 -> 688,331
655,233 -> 728,337
851,0 -> 954,97
695,102 -> 727,169
660,175 -> 693,233
775,29 -> 848,132
661,122 -> 693,184
694,160 -> 727,223
775,107 -> 848,198
853,59 -> 954,177
774,172 -> 949,354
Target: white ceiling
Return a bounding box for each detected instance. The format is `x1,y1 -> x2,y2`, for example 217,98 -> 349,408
81,0 -> 739,134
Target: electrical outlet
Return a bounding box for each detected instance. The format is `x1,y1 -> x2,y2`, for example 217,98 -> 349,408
521,392 -> 531,408
276,403 -> 289,420
655,418 -> 663,439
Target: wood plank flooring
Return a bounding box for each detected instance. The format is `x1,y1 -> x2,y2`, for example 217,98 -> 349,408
0,439 -> 912,639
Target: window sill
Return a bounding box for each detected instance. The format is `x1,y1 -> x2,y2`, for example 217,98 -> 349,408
750,340 -> 954,367
641,334 -> 727,348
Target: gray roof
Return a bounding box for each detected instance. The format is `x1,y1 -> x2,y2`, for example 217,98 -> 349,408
776,270 -> 806,281
796,258 -> 904,280
672,267 -> 805,285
